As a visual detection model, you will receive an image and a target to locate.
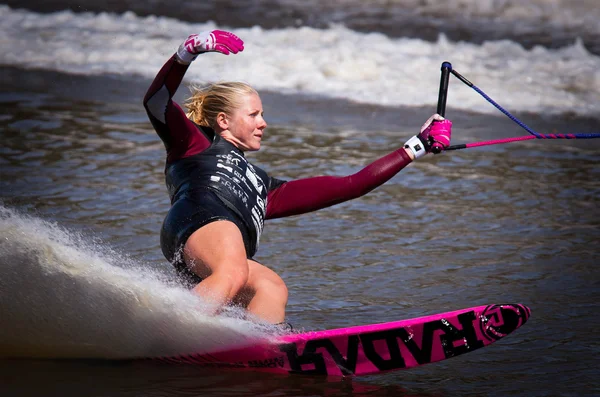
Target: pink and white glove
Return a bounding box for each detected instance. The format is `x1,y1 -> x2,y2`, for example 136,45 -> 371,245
176,30 -> 244,64
404,114 -> 452,158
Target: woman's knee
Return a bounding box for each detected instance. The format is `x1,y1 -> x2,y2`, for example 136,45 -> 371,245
212,262 -> 250,292
256,273 -> 289,303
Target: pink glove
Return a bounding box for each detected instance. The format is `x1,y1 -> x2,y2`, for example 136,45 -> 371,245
404,114 -> 453,158
421,114 -> 452,154
176,30 -> 244,64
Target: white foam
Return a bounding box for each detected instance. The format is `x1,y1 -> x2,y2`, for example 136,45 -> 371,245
1,6 -> 599,117
386,0 -> 600,33
0,205 -> 271,359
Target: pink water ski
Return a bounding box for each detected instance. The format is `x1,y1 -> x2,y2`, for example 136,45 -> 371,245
156,304 -> 530,376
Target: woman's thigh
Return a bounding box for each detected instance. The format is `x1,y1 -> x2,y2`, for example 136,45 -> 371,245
183,220 -> 249,281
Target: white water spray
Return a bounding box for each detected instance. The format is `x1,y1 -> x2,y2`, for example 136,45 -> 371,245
0,205 -> 271,360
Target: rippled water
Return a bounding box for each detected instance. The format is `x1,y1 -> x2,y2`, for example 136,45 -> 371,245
1,68 -> 600,396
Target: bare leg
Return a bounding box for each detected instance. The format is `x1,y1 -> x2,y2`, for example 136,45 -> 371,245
183,220 -> 249,309
232,260 -> 288,324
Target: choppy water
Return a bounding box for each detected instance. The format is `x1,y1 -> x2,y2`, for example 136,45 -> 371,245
1,1 -> 600,396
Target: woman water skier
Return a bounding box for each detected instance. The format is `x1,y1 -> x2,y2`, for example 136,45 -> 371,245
143,30 -> 452,325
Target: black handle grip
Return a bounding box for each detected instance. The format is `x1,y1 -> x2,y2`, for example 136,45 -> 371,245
432,62 -> 452,153
437,61 -> 452,117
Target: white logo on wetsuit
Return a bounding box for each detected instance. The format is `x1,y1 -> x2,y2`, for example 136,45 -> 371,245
245,163 -> 265,194
216,162 -> 233,172
217,152 -> 242,166
251,196 -> 266,247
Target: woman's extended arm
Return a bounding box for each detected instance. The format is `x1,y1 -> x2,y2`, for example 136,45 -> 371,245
143,56 -> 207,163
265,148 -> 412,219
265,116 -> 452,219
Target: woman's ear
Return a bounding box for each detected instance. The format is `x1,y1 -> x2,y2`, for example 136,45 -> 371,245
216,112 -> 229,131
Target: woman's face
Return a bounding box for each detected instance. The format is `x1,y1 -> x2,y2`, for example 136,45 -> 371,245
224,93 -> 267,152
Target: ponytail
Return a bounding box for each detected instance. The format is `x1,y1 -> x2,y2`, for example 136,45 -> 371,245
185,82 -> 258,129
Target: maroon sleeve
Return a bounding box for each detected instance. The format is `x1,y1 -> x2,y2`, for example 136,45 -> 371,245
143,55 -> 211,163
265,148 -> 413,219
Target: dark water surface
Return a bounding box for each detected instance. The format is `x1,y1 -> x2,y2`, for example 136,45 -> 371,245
1,67 -> 600,396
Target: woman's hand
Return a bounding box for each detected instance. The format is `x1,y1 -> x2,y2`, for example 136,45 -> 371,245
176,30 -> 244,64
420,114 -> 452,154
404,114 -> 453,159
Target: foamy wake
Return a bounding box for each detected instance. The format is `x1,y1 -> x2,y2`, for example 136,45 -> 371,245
0,205 -> 275,360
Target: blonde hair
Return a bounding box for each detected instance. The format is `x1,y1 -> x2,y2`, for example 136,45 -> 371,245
185,82 -> 258,129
